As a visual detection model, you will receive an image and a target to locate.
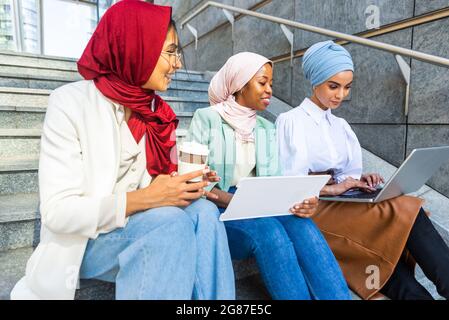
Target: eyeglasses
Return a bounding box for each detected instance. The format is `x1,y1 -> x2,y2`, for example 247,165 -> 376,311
160,50 -> 183,64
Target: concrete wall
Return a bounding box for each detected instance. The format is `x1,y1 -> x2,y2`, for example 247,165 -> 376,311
156,0 -> 449,197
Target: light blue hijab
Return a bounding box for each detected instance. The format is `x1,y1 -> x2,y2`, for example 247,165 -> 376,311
302,40 -> 354,87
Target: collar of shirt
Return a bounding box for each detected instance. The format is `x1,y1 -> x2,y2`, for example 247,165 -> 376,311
301,98 -> 333,126
110,99 -> 156,125
109,101 -> 143,158
112,102 -> 126,125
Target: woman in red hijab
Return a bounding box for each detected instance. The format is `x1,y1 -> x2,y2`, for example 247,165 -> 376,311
10,0 -> 235,300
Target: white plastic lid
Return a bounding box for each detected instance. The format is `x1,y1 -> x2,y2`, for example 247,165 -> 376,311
179,141 -> 209,156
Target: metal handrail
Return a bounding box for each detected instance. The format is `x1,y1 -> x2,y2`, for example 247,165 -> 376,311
180,1 -> 449,68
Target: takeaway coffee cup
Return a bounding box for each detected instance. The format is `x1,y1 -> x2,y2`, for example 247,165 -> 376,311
178,141 -> 209,182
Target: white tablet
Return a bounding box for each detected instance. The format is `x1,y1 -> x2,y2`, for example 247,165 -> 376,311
219,175 -> 330,221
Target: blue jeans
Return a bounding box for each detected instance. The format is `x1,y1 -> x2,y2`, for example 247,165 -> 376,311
222,187 -> 351,300
79,199 -> 235,300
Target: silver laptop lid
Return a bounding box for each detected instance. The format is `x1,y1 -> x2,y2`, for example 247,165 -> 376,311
376,146 -> 449,202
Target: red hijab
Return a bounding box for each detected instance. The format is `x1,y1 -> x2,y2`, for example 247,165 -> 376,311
77,0 -> 178,175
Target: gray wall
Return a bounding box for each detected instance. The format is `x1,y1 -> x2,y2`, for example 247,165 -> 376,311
157,0 -> 449,197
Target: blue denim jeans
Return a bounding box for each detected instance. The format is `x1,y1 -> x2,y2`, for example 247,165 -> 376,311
222,187 -> 351,300
79,199 -> 235,300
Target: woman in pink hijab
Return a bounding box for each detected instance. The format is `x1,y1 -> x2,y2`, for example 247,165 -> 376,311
187,52 -> 351,300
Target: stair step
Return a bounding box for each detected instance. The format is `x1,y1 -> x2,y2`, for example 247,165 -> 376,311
0,193 -> 40,251
0,72 -> 210,90
0,68 -> 208,83
161,87 -> 208,99
0,51 -> 206,78
0,246 -> 264,300
0,66 -> 81,81
169,79 -> 209,91
0,247 -> 34,300
0,68 -> 207,87
0,50 -> 205,75
415,266 -> 444,299
0,158 -> 39,172
0,158 -> 38,195
0,129 -> 42,137
0,192 -> 40,223
0,87 -> 50,112
0,129 -> 42,160
0,51 -> 78,71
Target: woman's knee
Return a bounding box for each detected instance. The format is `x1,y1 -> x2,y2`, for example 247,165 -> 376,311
187,198 -> 222,224
132,206 -> 195,242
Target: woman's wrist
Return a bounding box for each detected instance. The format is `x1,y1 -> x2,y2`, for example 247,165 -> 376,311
320,185 -> 335,197
209,187 -> 233,208
126,188 -> 156,217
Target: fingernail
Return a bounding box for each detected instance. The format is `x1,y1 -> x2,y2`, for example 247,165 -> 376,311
295,206 -> 300,209
304,200 -> 309,204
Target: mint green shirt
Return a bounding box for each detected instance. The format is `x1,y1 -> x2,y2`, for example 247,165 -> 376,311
187,107 -> 280,192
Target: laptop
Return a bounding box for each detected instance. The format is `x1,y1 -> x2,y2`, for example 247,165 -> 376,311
319,146 -> 449,203
220,175 -> 330,221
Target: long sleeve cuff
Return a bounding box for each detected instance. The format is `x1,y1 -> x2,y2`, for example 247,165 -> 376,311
95,193 -> 129,238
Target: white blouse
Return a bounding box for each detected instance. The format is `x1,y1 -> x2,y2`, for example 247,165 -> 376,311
230,139 -> 256,187
276,98 -> 362,183
111,101 -> 152,218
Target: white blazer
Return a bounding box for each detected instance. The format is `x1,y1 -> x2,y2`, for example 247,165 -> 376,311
10,80 -> 152,300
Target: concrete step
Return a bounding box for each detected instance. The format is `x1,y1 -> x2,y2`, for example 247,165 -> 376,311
0,50 -> 204,76
0,246 -> 265,300
0,72 -> 210,90
0,51 -> 206,82
0,193 -> 40,251
0,87 -> 50,117
160,87 -> 208,99
0,50 -> 77,71
0,129 -> 41,160
0,67 -> 207,88
415,266 -> 445,300
0,66 -> 81,82
0,158 -> 39,195
0,67 -> 207,83
0,50 -> 205,77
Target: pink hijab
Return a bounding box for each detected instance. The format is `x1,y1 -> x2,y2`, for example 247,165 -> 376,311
208,52 -> 272,143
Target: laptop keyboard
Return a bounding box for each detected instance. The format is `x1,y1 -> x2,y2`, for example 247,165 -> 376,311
338,189 -> 382,199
